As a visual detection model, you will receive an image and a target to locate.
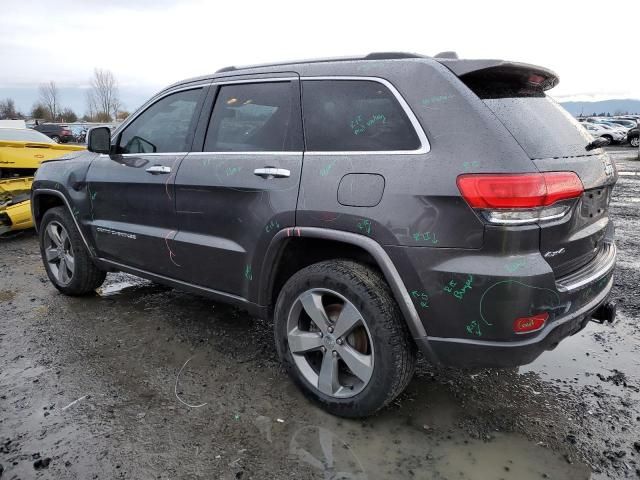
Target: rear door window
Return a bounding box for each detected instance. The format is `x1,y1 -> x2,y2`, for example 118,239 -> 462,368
204,81 -> 301,152
302,80 -> 421,152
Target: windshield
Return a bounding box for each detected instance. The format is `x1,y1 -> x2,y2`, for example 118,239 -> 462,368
0,128 -> 55,143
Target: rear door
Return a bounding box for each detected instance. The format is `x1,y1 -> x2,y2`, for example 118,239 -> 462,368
465,74 -> 617,277
172,75 -> 303,297
86,86 -> 207,275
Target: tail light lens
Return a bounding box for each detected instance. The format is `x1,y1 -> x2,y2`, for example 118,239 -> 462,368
457,172 -> 583,225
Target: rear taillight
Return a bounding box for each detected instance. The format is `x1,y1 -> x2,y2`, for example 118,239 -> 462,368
513,312 -> 548,334
62,129 -> 71,135
457,172 -> 583,225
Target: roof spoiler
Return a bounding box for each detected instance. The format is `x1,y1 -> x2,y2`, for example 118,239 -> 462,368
436,59 -> 559,91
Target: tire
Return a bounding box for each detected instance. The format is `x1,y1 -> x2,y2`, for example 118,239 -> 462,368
39,206 -> 106,295
274,260 -> 416,417
51,135 -> 61,143
630,136 -> 639,148
601,134 -> 613,144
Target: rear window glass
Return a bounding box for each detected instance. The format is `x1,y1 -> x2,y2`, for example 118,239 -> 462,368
472,90 -> 593,159
0,128 -> 54,143
302,80 -> 421,152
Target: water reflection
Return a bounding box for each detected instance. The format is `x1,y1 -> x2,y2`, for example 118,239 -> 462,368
290,425 -> 368,480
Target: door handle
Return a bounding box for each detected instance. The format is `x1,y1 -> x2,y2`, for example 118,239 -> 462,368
146,165 -> 171,175
253,167 -> 290,179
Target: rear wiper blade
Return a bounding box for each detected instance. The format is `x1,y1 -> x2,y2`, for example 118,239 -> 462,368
585,137 -> 611,151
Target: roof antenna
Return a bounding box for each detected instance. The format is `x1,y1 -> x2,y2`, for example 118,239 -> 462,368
434,51 -> 459,59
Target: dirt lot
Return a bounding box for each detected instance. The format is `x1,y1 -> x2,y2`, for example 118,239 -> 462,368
1,149 -> 639,480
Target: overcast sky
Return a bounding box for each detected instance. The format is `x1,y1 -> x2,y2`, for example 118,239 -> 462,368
1,0 -> 638,114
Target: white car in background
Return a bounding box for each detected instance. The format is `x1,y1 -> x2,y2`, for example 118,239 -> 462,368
583,122 -> 627,144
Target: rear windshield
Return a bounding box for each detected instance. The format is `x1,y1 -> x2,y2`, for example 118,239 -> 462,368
465,76 -> 593,159
481,95 -> 593,159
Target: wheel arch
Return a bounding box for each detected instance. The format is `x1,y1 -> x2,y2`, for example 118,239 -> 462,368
258,227 -> 435,358
32,189 -> 95,257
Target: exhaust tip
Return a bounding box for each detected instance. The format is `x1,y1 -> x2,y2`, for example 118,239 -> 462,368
591,301 -> 617,325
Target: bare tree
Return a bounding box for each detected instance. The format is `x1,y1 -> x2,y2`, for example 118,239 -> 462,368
85,89 -> 97,121
90,68 -> 120,121
38,81 -> 60,121
0,98 -> 19,119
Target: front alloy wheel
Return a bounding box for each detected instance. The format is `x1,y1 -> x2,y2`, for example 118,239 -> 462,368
287,288 -> 374,398
39,206 -> 106,295
630,136 -> 639,148
43,221 -> 75,285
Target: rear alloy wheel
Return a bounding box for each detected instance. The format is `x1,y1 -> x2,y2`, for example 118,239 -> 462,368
39,206 -> 106,295
274,260 -> 416,417
601,134 -> 613,144
51,135 -> 61,143
287,288 -> 375,398
630,136 -> 639,148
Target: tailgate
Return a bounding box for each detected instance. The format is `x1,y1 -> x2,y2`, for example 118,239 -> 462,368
456,63 -> 617,278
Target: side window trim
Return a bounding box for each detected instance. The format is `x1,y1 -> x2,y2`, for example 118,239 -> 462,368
197,77 -> 303,154
113,84 -> 209,156
300,76 -> 430,155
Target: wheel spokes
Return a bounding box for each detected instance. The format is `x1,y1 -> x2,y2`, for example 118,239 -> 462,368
63,252 -> 75,272
47,223 -> 63,247
59,257 -> 70,283
318,352 -> 339,396
299,291 -> 330,334
45,247 -> 59,262
332,302 -> 362,339
288,328 -> 323,354
336,345 -> 373,384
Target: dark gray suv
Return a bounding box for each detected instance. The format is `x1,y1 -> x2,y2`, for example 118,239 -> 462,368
31,52 -> 618,417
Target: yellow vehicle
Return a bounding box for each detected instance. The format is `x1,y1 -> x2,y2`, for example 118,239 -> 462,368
0,127 -> 85,235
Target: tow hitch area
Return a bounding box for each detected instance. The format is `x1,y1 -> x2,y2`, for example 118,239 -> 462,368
591,301 -> 617,325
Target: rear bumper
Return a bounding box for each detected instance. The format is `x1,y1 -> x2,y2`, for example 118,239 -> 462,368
385,225 -> 617,368
417,274 -> 613,368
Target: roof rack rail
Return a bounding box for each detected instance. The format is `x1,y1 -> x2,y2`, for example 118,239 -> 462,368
434,51 -> 459,59
214,52 -> 428,74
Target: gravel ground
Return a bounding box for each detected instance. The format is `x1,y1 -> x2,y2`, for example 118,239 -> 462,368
0,149 -> 639,480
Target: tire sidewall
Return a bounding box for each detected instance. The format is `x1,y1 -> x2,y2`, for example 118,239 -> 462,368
274,262 -> 408,416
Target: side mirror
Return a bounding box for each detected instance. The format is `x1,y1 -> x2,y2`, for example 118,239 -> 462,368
87,126 -> 111,154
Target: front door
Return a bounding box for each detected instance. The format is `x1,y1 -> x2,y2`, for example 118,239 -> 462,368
86,86 -> 207,275
172,76 -> 303,298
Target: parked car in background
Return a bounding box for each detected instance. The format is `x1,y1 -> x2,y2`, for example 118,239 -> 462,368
627,126 -> 639,147
610,119 -> 638,129
590,119 -> 631,131
583,123 -> 627,143
32,52 -> 618,417
32,123 -> 74,143
0,127 -> 84,235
